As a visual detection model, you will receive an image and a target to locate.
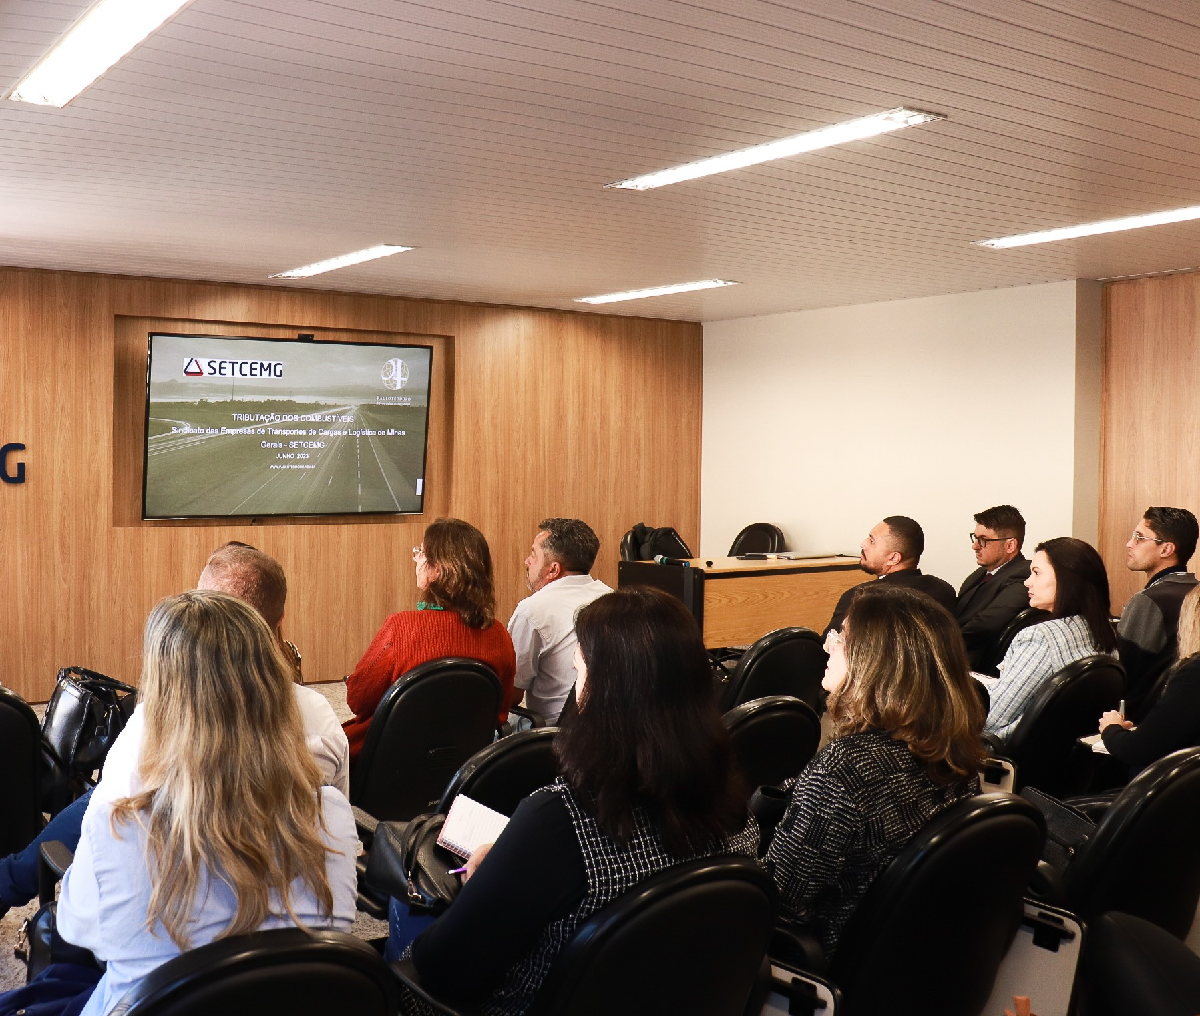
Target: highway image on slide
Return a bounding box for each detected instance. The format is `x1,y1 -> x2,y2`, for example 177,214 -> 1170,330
143,335 -> 431,518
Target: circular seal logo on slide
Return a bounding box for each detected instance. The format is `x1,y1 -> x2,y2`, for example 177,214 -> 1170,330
381,358 -> 409,390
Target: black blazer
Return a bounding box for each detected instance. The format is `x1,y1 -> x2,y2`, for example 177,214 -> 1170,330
955,554 -> 1031,671
826,568 -> 958,635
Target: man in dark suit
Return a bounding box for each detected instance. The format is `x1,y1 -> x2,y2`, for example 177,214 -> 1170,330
956,505 -> 1031,673
825,515 -> 957,634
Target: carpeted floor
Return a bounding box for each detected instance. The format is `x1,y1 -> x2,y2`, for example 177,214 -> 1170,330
0,682 -> 386,993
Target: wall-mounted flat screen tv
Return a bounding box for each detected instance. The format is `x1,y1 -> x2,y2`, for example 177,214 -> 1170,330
143,333 -> 432,519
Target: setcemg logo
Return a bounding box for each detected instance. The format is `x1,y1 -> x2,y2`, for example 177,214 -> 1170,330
182,357 -> 284,379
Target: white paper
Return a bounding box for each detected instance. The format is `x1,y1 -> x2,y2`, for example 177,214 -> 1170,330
437,794 -> 510,859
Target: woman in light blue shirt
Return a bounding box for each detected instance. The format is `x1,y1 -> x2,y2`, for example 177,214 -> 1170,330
2,591 -> 357,1016
985,537 -> 1117,740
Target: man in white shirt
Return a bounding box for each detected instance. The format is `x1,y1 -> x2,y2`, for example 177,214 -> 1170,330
0,542 -> 350,914
508,519 -> 611,724
99,541 -> 350,803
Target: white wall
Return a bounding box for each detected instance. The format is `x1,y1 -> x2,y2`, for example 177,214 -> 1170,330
701,280 -> 1101,591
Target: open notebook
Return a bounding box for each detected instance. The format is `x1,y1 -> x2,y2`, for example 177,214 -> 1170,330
437,794 -> 511,859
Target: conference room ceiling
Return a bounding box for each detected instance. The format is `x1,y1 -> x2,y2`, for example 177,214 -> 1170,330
3,0 -> 1200,321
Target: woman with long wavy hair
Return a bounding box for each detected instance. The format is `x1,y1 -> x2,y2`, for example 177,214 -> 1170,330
7,591 -> 358,1016
343,518 -> 517,761
767,584 -> 984,957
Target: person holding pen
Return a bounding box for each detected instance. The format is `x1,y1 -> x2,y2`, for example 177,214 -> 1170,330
388,586 -> 757,1015
1099,583 -> 1200,779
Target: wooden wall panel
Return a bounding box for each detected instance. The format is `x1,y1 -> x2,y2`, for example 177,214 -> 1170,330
1101,272 -> 1200,611
0,268 -> 702,700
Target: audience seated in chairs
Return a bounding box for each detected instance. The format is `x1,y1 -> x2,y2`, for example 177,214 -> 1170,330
766,584 -> 985,957
1098,582 -> 1200,780
0,591 -> 357,1016
343,517 -> 517,763
984,537 -> 1117,741
0,541 -> 350,918
383,586 -> 757,1015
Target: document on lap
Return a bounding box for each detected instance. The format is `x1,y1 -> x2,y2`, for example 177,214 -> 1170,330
1078,733 -> 1110,755
438,795 -> 510,859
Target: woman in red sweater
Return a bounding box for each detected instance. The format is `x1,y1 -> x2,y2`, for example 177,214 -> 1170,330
343,518 -> 517,762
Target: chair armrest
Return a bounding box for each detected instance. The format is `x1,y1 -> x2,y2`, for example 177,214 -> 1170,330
769,921 -> 829,978
982,733 -> 1007,756
1027,860 -> 1068,905
353,805 -> 380,845
498,704 -> 546,737
38,840 -> 74,905
391,958 -> 482,1015
356,854 -> 390,919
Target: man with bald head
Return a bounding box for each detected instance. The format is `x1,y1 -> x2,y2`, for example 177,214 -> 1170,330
0,542 -> 349,915
824,516 -> 957,635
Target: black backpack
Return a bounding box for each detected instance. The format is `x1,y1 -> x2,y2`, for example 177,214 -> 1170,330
623,522 -> 693,561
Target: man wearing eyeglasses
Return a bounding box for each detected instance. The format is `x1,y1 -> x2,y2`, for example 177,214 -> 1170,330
955,505 -> 1031,673
1119,506 -> 1199,718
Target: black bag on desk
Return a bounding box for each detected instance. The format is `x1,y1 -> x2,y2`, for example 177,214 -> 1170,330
41,667 -> 136,814
365,814 -> 461,916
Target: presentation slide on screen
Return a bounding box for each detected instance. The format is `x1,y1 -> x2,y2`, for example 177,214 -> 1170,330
143,334 -> 432,518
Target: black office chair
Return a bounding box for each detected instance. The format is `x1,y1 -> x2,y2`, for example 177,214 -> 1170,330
107,928 -> 399,1016
997,654 -> 1125,797
723,696 -> 820,794
436,727 -> 559,816
350,658 -> 502,824
727,523 -> 787,556
1076,911 -> 1200,1016
987,607 -> 1052,674
618,522 -> 693,562
774,793 -> 1045,1016
0,686 -> 43,856
717,627 -> 827,713
394,855 -> 775,1016
1035,747 -> 1200,938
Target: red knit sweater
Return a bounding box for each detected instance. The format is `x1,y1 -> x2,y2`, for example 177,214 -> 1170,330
343,609 -> 517,761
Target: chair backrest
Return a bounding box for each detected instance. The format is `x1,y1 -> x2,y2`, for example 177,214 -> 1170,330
527,856 -> 774,1016
830,793 -> 1045,1016
0,686 -> 43,856
723,696 -> 820,793
619,523 -> 693,562
723,627 -> 827,712
989,607 -> 1053,673
109,928 -> 399,1016
1003,654 -> 1125,797
350,657 -> 502,821
728,523 -> 787,557
436,727 -> 559,816
1065,747 -> 1200,937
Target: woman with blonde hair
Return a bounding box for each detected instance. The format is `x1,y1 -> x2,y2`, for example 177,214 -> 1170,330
1098,582 -> 1200,777
766,584 -> 984,956
343,518 -> 517,761
8,591 -> 358,1016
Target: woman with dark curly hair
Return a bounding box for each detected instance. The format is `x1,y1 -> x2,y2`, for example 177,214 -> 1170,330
767,584 -> 984,956
343,518 -> 516,761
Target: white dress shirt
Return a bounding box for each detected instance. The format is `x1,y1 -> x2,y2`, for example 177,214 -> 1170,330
507,574 -> 612,723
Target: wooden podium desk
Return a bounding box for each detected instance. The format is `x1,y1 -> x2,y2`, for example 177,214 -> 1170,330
617,555 -> 863,648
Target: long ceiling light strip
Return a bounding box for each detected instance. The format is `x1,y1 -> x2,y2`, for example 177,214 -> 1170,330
976,204 -> 1200,249
269,245 -> 414,279
605,107 -> 944,191
576,279 -> 738,304
7,0 -> 194,107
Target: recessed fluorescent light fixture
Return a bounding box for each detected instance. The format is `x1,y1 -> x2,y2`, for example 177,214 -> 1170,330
976,204 -> 1200,249
606,107 -> 944,191
576,279 -> 738,304
269,245 -> 414,279
7,0 -> 195,107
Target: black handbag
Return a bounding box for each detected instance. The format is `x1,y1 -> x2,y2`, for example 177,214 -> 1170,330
41,667 -> 136,814
365,814 -> 461,915
15,901 -> 105,983
1021,786 -> 1096,872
